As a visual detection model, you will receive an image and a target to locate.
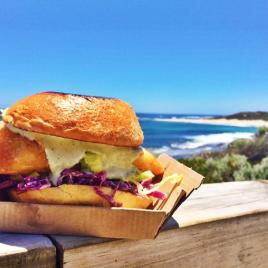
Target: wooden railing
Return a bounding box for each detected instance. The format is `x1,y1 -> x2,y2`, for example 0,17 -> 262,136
1,180 -> 268,268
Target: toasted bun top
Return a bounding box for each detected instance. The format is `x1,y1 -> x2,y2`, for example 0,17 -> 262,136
3,92 -> 143,147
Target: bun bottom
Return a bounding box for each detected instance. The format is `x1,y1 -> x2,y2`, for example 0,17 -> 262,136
9,185 -> 153,209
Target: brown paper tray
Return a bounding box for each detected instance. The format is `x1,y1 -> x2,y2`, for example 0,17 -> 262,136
0,154 -> 203,239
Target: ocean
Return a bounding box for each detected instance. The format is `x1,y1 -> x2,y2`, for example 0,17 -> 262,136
138,113 -> 256,158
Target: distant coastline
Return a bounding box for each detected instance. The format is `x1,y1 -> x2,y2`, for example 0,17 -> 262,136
222,111 -> 268,121
154,112 -> 268,128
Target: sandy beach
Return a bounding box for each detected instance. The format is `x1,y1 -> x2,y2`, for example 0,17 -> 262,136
154,117 -> 268,128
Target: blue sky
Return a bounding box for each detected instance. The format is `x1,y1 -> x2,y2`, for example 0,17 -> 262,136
0,1 -> 267,114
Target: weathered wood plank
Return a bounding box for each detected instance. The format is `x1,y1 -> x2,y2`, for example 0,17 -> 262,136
56,212 -> 268,268
51,181 -> 268,268
0,233 -> 56,268
166,180 -> 268,228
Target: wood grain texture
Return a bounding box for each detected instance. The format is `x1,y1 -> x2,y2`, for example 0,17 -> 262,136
166,180 -> 268,229
0,233 -> 56,268
51,180 -> 268,268
55,213 -> 268,268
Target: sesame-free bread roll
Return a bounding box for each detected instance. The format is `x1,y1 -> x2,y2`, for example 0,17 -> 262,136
3,92 -> 143,147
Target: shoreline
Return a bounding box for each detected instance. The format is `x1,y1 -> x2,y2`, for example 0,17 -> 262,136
154,118 -> 268,128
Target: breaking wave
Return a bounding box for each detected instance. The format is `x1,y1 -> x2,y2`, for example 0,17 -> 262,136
149,132 -> 254,158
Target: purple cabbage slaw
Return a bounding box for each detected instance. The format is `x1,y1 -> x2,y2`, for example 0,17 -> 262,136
17,176 -> 51,192
93,186 -> 122,207
0,175 -> 51,192
57,168 -> 139,193
57,168 -> 167,201
1,168 -> 167,207
141,178 -> 167,200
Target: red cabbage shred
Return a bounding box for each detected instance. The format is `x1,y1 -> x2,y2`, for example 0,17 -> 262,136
57,168 -> 138,195
93,186 -> 122,207
17,176 -> 51,192
1,167 -> 166,207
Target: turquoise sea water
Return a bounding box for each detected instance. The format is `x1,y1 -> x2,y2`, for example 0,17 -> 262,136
138,113 -> 256,158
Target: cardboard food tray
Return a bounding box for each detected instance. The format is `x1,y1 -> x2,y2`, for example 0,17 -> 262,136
0,154 -> 203,239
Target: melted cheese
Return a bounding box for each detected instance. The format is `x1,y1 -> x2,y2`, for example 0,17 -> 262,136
7,124 -> 142,185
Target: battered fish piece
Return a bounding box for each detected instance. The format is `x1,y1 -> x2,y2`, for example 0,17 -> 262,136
0,121 -> 163,176
0,122 -> 49,174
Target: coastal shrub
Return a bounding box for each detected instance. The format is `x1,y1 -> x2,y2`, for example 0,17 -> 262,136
227,133 -> 268,164
254,157 -> 268,179
180,155 -> 228,183
205,154 -> 253,182
257,126 -> 268,137
204,157 -> 230,183
228,138 -> 251,152
233,160 -> 255,181
180,154 -> 256,183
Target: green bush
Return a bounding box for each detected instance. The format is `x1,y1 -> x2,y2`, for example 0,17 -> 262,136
206,154 -> 255,183
233,159 -> 255,181
254,157 -> 268,179
257,126 -> 268,137
179,154 -> 257,183
228,138 -> 251,152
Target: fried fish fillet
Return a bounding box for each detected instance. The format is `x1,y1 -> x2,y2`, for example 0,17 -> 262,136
0,122 -> 49,174
0,122 -> 163,176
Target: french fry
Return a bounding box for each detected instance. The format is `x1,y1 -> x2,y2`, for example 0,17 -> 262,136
133,149 -> 164,175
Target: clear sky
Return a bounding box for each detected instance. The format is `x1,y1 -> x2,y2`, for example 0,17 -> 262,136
0,1 -> 267,114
